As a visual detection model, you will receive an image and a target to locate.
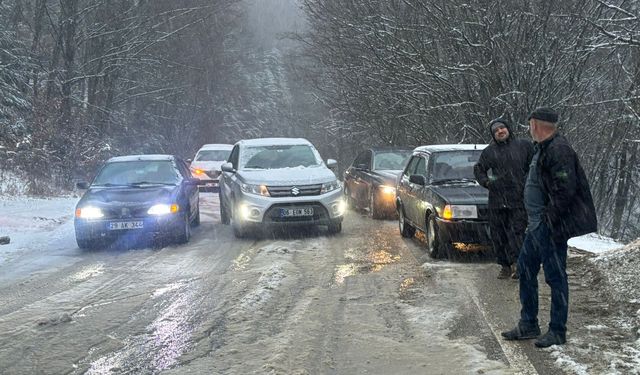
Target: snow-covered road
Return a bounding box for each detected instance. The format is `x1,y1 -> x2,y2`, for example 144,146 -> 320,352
0,194 -> 637,374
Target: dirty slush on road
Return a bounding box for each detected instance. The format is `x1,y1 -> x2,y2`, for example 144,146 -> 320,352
0,196 -> 637,374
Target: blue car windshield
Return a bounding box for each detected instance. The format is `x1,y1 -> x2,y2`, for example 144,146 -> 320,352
93,161 -> 181,186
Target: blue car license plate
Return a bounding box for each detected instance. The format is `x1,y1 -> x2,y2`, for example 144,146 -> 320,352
109,221 -> 144,230
280,208 -> 314,218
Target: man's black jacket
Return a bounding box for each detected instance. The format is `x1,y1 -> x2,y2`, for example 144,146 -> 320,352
537,134 -> 598,244
474,127 -> 534,209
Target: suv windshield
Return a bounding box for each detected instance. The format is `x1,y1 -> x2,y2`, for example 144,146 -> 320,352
195,149 -> 231,161
373,151 -> 412,170
93,161 -> 180,186
241,145 -> 321,169
431,150 -> 482,182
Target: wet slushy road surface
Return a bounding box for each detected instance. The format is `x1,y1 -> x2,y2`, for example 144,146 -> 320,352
0,194 -> 571,374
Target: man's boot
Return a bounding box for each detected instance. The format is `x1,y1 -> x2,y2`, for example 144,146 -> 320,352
497,265 -> 511,279
510,264 -> 519,279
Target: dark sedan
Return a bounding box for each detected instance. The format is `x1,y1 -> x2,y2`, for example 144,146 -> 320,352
396,145 -> 490,258
74,155 -> 201,249
344,148 -> 412,218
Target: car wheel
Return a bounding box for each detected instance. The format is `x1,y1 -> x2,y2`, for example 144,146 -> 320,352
177,212 -> 191,244
368,191 -> 382,219
327,220 -> 342,235
426,213 -> 450,259
192,205 -> 201,227
398,205 -> 415,238
220,194 -> 230,225
77,238 -> 100,250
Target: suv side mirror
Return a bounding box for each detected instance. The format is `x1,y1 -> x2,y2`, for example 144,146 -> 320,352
221,162 -> 235,173
326,159 -> 337,169
355,163 -> 368,171
76,181 -> 89,190
409,174 -> 427,186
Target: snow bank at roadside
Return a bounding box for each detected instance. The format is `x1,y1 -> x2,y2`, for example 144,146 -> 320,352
568,233 -> 624,254
591,239 -> 640,304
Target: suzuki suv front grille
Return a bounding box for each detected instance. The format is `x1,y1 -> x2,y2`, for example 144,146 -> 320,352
267,184 -> 322,197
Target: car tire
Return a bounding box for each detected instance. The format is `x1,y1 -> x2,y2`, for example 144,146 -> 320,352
426,213 -> 450,259
77,238 -> 100,250
177,212 -> 191,244
220,194 -> 230,225
398,205 -> 415,238
368,191 -> 382,219
327,220 -> 342,235
192,205 -> 201,227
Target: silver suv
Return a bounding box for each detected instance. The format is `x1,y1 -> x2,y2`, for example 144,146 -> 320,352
219,138 -> 345,237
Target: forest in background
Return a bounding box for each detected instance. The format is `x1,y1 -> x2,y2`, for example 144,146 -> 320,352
0,0 -> 638,241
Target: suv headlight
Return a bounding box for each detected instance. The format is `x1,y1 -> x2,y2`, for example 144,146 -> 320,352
321,180 -> 342,194
148,203 -> 179,215
241,183 -> 270,197
442,204 -> 478,219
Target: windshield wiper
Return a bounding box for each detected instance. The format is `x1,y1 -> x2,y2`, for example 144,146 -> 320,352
93,183 -> 129,187
128,181 -> 176,187
432,178 -> 476,185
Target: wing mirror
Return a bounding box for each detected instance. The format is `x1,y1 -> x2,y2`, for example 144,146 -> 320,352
409,174 -> 427,186
326,159 -> 338,169
355,163 -> 368,171
221,162 -> 236,173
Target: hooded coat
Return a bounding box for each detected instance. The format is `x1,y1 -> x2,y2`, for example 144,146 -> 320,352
474,119 -> 534,209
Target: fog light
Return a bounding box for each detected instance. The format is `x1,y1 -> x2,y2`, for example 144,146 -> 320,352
333,199 -> 346,216
239,204 -> 251,220
250,208 -> 261,218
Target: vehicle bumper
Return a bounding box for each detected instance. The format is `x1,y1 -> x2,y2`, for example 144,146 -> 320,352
234,188 -> 345,226
435,217 -> 491,250
74,214 -> 183,242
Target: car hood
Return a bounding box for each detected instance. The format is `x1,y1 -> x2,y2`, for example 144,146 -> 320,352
238,166 -> 337,185
78,185 -> 178,207
373,170 -> 402,184
432,183 -> 488,205
190,161 -> 225,171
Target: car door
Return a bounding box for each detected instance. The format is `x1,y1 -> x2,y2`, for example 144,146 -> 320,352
356,150 -> 374,205
348,151 -> 370,207
398,155 -> 420,223
221,145 -> 240,211
411,154 -> 430,231
344,152 -> 364,203
176,159 -> 199,219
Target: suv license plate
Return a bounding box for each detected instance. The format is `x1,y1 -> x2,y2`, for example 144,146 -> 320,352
109,221 -> 144,230
280,208 -> 314,217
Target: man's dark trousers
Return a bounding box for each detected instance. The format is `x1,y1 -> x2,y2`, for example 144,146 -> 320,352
517,221 -> 568,334
489,208 -> 527,267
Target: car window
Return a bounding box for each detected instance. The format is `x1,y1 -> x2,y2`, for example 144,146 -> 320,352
228,146 -> 239,169
93,161 -> 181,186
431,150 -> 482,181
373,151 -> 412,170
352,151 -> 368,168
403,156 -> 420,177
414,157 -> 427,176
195,149 -> 231,161
240,144 -> 321,169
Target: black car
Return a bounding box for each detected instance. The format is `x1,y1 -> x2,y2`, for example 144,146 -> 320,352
344,148 -> 412,218
396,145 -> 490,258
74,155 -> 201,249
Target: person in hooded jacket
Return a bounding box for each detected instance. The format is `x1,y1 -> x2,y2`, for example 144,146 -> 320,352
474,117 -> 534,279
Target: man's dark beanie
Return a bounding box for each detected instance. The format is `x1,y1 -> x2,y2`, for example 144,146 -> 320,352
489,117 -> 509,132
528,107 -> 559,123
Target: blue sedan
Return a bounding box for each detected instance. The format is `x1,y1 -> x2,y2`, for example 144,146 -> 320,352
74,155 -> 201,249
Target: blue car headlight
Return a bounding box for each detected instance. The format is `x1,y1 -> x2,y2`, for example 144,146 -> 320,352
148,204 -> 179,215
75,206 -> 104,219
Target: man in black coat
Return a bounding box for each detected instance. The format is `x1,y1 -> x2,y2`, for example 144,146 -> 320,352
501,107 -> 598,348
474,118 -> 534,279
